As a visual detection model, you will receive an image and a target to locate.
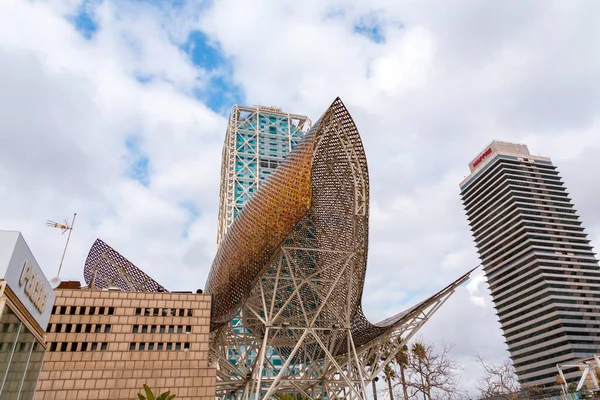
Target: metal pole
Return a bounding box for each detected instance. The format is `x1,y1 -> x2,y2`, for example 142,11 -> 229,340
372,379 -> 378,400
57,213 -> 76,277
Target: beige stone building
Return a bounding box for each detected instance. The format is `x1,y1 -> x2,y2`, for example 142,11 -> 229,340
34,283 -> 215,400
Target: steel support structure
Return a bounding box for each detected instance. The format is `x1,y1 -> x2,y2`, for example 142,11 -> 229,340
207,98 -> 474,399
210,252 -> 470,399
557,355 -> 600,394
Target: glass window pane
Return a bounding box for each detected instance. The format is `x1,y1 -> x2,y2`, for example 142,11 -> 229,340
19,340 -> 44,400
2,321 -> 34,400
0,306 -> 21,392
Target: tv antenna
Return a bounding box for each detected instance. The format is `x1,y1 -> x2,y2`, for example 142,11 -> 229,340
46,213 -> 77,287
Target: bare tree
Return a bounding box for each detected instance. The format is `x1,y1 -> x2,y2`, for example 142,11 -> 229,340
475,356 -> 521,400
475,357 -> 550,400
402,341 -> 463,400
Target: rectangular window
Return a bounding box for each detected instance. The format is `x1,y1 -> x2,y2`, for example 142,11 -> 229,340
52,306 -> 57,315
157,343 -> 163,351
81,342 -> 88,351
104,325 -> 111,333
159,326 -> 165,334
108,307 -> 115,315
85,324 -> 92,333
141,326 -> 148,334
187,309 -> 193,317
148,343 -> 155,351
186,326 -> 191,333
175,343 -> 181,351
150,325 -> 157,334
101,343 -> 108,351
132,325 -> 139,334
75,324 -> 82,333
50,342 -> 57,352
153,309 -> 158,317
89,306 -> 96,315
56,324 -> 63,333
91,343 -> 98,351
95,325 -> 102,333
144,308 -> 151,316
177,326 -> 183,334
184,343 -> 190,350
69,306 -> 77,315
67,324 -> 73,333
130,343 -> 136,351
99,307 -> 105,315
135,308 -> 141,316
178,309 -> 184,317
166,343 -> 172,351
168,326 -> 174,334
59,307 -> 66,315
139,343 -> 145,351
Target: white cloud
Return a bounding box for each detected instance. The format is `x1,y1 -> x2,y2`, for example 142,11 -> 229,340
466,271 -> 487,307
0,0 -> 223,290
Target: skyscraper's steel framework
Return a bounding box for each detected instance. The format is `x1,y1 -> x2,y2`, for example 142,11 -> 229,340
206,98 -> 473,399
217,105 -> 311,245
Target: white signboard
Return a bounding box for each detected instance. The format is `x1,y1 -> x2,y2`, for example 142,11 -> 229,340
0,231 -> 55,329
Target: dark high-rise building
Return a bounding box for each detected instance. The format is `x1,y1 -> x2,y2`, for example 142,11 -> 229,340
460,141 -> 600,388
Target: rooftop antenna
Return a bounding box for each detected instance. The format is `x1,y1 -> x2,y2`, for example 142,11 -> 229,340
46,213 -> 77,288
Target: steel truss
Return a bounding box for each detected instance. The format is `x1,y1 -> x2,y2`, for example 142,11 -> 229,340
210,244 -> 471,399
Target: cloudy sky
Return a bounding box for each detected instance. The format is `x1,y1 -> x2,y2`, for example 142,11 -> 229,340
1,0 -> 599,395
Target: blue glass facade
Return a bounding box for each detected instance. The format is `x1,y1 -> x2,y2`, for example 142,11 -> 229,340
217,106 -> 311,245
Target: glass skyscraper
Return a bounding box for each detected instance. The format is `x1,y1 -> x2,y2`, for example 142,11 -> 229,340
217,105 -> 311,245
460,141 -> 600,388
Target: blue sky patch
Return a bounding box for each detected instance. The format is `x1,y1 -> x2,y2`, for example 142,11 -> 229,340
184,31 -> 223,71
183,31 -> 244,114
354,22 -> 385,44
125,136 -> 150,186
135,74 -> 153,84
69,1 -> 99,39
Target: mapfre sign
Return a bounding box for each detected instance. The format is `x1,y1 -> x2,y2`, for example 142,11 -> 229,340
472,148 -> 492,168
0,231 -> 54,328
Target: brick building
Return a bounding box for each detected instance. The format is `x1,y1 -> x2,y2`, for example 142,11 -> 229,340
34,284 -> 215,400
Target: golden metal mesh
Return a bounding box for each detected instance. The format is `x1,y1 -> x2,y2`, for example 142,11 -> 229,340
205,97 -> 425,346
